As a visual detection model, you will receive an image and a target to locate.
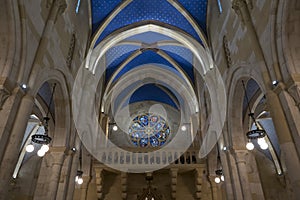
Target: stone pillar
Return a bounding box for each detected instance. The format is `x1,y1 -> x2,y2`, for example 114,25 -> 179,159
170,168 -> 178,199
234,150 -> 252,200
0,94 -> 34,199
26,0 -> 67,85
265,88 -> 300,198
227,152 -> 243,200
47,150 -> 66,200
209,176 -> 223,200
66,148 -> 79,200
194,168 -> 204,199
56,150 -> 75,200
79,176 -> 91,200
94,167 -> 103,200
121,172 -> 127,200
0,86 -> 21,163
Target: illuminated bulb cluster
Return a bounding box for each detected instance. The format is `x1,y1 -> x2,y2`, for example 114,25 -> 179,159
25,144 -> 50,157
75,170 -> 83,185
214,169 -> 225,184
246,136 -> 268,151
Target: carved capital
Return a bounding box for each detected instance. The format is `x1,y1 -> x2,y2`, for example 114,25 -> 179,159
232,0 -> 253,24
234,150 -> 248,164
54,0 -> 67,16
288,83 -> 300,108
0,87 -> 10,110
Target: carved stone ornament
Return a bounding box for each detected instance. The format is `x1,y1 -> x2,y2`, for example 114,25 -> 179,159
66,33 -> 76,68
288,83 -> 300,109
223,36 -> 232,67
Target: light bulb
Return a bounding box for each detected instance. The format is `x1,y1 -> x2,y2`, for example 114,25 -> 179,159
257,137 -> 266,145
112,125 -> 118,131
246,141 -> 254,150
221,175 -> 225,181
20,83 -> 27,89
260,142 -> 268,150
77,177 -> 83,185
181,125 -> 187,131
214,177 -> 221,184
75,175 -> 79,182
41,144 -> 49,153
26,144 -> 34,152
37,149 -> 46,157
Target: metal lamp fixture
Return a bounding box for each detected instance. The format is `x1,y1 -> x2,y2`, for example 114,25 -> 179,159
26,83 -> 56,156
137,175 -> 162,200
242,81 -> 268,151
75,143 -> 84,185
214,145 -> 225,184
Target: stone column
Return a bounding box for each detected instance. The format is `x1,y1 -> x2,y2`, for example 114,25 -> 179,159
170,168 -> 178,199
0,85 -> 21,163
194,168 -> 204,199
0,94 -> 34,199
121,172 -> 127,200
265,88 -> 300,198
56,150 -> 75,200
234,150 -> 252,200
80,176 -> 91,200
66,148 -> 79,200
94,167 -> 103,200
46,149 -> 66,200
26,0 -> 67,85
210,177 -> 222,200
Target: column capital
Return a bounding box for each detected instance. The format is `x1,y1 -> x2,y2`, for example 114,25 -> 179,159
54,0 -> 67,15
233,150 -> 249,164
232,0 -> 253,24
286,75 -> 300,108
48,147 -> 67,164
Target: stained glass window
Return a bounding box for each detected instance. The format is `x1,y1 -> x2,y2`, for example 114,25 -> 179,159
129,113 -> 171,148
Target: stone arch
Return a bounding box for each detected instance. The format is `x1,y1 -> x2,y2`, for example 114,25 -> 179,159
276,0 -> 300,79
0,0 -> 23,81
28,68 -> 71,148
226,64 -> 266,149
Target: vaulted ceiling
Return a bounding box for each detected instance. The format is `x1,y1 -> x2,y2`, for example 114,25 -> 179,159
89,0 -> 208,109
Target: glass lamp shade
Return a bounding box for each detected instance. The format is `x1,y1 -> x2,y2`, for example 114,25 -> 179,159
77,177 -> 83,185
260,142 -> 268,150
257,137 -> 266,145
221,175 -> 225,182
41,144 -> 49,152
181,125 -> 187,131
26,144 -> 34,152
37,149 -> 46,157
112,125 -> 118,131
246,141 -> 254,150
214,177 -> 221,184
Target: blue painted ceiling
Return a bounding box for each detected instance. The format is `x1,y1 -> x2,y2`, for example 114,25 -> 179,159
91,0 -> 208,108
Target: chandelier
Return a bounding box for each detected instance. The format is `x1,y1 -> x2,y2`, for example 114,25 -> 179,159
242,81 -> 268,151
25,83 -> 56,156
137,175 -> 162,200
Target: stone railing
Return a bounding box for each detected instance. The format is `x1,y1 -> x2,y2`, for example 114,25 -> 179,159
94,148 -> 202,170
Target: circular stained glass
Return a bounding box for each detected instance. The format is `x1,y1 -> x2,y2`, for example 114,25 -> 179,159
129,113 -> 171,147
